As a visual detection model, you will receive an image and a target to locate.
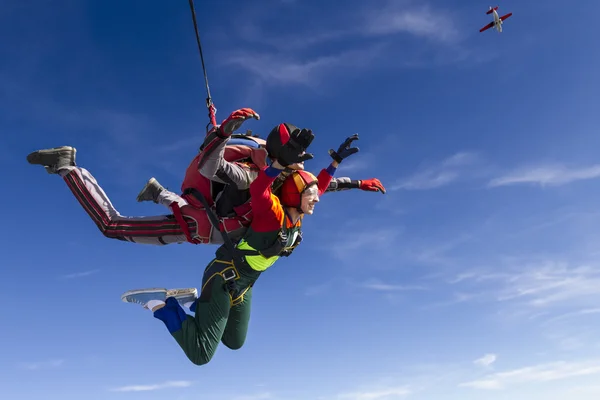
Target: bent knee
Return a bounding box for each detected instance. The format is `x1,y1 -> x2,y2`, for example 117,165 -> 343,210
221,338 -> 246,350
189,352 -> 213,366
190,357 -> 210,366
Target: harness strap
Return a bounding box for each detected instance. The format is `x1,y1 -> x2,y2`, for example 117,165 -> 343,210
271,168 -> 292,194
169,201 -> 204,244
202,260 -> 249,306
182,187 -> 247,266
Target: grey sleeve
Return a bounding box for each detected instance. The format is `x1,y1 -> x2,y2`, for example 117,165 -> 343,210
197,135 -> 257,190
325,177 -> 359,192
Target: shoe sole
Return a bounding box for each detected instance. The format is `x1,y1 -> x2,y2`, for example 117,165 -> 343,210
27,146 -> 76,165
121,287 -> 167,302
136,177 -> 158,202
166,288 -> 198,298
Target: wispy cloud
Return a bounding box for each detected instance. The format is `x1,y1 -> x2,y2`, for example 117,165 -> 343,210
362,2 -> 459,43
223,45 -> 386,88
224,1 -> 466,89
305,278 -> 425,298
237,0 -> 460,51
60,269 -> 100,279
391,152 -> 480,190
154,136 -> 203,154
421,291 -> 485,310
359,279 -> 426,292
542,308 -> 600,326
338,386 -> 412,399
328,227 -> 402,261
545,331 -> 594,351
445,260 -> 600,320
459,360 -> 600,390
488,164 -> 600,187
494,263 -> 600,308
474,354 -> 497,368
408,234 -> 472,266
304,282 -> 332,296
110,381 -> 193,392
19,359 -> 64,370
336,158 -> 372,173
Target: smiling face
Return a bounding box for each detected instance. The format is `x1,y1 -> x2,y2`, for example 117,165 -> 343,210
300,184 -> 319,215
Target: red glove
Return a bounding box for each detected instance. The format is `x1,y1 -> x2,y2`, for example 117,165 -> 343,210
219,108 -> 260,137
360,178 -> 386,194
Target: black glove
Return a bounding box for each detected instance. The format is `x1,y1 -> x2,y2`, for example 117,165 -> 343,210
277,128 -> 315,167
328,133 -> 359,163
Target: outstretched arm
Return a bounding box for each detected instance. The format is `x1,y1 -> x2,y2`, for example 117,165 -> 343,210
317,133 -> 361,195
316,161 -> 338,196
196,108 -> 260,190
326,177 -> 386,194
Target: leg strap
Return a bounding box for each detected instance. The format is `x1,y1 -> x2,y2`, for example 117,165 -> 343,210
202,260 -> 251,307
170,201 -> 204,244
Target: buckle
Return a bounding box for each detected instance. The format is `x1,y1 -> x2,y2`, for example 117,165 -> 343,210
230,295 -> 243,306
222,268 -> 237,281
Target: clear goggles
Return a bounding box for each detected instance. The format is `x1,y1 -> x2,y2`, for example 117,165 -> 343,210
302,184 -> 319,199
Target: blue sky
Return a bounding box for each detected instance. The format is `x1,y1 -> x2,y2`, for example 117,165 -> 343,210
2,0 -> 600,398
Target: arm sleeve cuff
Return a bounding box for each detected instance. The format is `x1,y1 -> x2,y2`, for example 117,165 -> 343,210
265,165 -> 283,177
326,164 -> 337,176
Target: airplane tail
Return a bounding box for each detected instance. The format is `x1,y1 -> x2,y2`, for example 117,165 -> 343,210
486,6 -> 498,14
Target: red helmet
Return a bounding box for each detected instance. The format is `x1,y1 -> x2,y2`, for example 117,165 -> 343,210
280,170 -> 318,208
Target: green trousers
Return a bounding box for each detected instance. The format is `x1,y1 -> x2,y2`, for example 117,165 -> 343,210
155,257 -> 258,366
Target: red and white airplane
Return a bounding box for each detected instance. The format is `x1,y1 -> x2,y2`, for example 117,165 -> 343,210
479,6 -> 513,33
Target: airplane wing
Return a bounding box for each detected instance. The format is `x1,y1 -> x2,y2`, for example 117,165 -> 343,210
500,12 -> 513,21
479,21 -> 494,32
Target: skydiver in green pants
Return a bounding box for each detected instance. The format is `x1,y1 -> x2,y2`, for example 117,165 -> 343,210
121,126 -> 360,365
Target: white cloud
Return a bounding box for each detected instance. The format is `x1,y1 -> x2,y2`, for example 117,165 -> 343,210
362,3 -> 459,43
494,263 -> 600,308
488,164 -> 600,187
360,279 -> 426,292
110,381 -> 193,392
441,152 -> 480,167
421,291 -> 484,309
336,158 -> 371,173
19,359 -> 64,370
60,269 -> 100,279
338,386 -> 411,399
391,152 -> 479,190
237,1 -> 459,51
223,1 -> 467,89
393,170 -> 458,190
449,261 -> 600,310
459,360 -> 600,390
542,308 -> 600,325
304,283 -> 331,296
223,45 -> 385,87
474,354 -> 497,367
328,227 -> 402,261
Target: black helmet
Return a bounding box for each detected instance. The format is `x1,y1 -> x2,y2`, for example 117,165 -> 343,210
266,123 -> 299,159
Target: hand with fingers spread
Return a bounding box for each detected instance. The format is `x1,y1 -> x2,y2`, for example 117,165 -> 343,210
219,108 -> 260,137
328,133 -> 360,164
359,178 -> 386,194
274,128 -> 315,168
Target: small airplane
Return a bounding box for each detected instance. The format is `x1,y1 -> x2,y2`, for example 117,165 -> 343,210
479,6 -> 513,33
